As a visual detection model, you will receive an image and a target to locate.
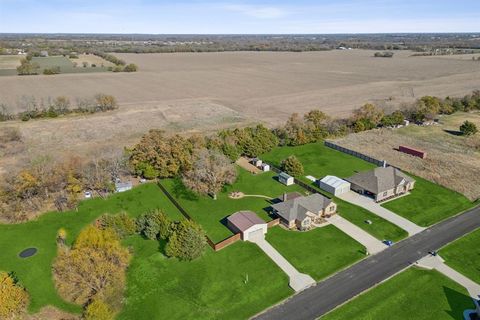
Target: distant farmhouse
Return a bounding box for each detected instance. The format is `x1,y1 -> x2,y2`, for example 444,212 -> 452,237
272,192 -> 337,230
346,167 -> 415,202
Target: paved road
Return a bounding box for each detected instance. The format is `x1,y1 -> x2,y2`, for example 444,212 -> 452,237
253,205 -> 480,320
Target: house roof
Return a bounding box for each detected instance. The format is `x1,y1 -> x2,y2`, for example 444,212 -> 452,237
276,192 -> 303,202
279,172 -> 293,180
272,193 -> 332,222
115,182 -> 132,189
227,211 -> 266,232
346,167 -> 414,194
320,175 -> 350,188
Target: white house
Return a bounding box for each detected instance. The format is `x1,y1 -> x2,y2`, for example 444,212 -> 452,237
278,172 -> 294,186
227,211 -> 267,241
319,175 -> 351,196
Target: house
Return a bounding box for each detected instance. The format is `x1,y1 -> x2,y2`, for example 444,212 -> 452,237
319,175 -> 351,196
260,163 -> 270,172
227,211 -> 267,241
115,181 -> 133,193
271,193 -> 337,230
346,167 -> 415,202
278,172 -> 294,186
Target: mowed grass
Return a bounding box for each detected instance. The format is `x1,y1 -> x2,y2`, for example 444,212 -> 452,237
323,268 -> 475,320
30,56 -> 110,74
119,238 -> 292,320
266,226 -> 365,281
441,228 -> 480,284
261,142 -> 376,179
382,175 -> 475,226
161,168 -> 307,242
0,183 -> 183,313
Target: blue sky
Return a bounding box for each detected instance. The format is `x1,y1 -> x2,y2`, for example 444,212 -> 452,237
1,0 -> 479,34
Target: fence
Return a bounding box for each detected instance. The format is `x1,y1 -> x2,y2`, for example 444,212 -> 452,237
211,233 -> 242,251
324,141 -> 387,167
267,218 -> 280,228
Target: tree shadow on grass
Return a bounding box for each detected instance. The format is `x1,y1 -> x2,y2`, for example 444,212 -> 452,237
444,129 -> 464,136
171,178 -> 199,201
443,285 -> 477,319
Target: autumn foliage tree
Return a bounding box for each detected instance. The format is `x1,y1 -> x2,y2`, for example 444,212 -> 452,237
0,271 -> 29,319
182,149 -> 237,199
84,299 -> 114,320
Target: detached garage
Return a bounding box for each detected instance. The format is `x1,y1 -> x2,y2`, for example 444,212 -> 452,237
227,211 -> 267,242
319,175 -> 351,196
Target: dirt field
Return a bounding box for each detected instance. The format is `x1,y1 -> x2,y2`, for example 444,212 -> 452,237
333,112 -> 480,201
70,53 -> 115,67
1,50 -> 480,175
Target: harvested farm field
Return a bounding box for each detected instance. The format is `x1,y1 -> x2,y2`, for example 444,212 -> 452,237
1,50 -> 480,173
332,112 -> 480,201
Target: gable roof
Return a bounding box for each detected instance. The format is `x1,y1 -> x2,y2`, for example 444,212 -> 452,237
271,193 -> 332,222
279,172 -> 293,180
227,211 -> 266,232
320,175 -> 350,188
346,167 -> 414,194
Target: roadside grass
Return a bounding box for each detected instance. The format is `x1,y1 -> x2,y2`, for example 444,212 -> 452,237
382,175 -> 475,226
0,183 -> 183,313
119,238 -> 292,320
322,268 -> 475,320
266,225 -> 365,281
441,228 -> 480,284
261,142 -> 376,179
161,168 -> 307,242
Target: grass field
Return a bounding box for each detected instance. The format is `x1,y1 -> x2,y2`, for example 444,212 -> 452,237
119,238 -> 292,320
30,56 -> 110,74
0,55 -> 22,76
0,183 -> 183,313
70,53 -> 115,68
261,142 -> 376,179
266,226 -> 365,281
382,175 -> 475,226
441,228 -> 480,284
161,168 -> 306,242
323,268 -> 475,320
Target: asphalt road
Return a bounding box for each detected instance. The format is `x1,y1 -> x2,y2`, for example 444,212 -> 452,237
254,205 -> 480,320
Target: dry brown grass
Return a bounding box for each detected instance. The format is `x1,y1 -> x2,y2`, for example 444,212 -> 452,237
0,55 -> 22,69
333,112 -> 480,201
69,53 -> 115,67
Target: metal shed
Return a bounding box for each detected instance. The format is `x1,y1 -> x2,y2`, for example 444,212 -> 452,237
319,175 -> 351,196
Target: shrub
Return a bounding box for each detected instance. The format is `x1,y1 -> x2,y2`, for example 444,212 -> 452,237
0,271 -> 29,319
165,220 -> 207,261
97,212 -> 136,238
281,155 -> 304,177
84,299 -> 114,320
460,120 -> 478,136
123,64 -> 138,72
136,210 -> 172,240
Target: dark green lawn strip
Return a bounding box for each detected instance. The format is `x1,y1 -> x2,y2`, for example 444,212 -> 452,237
266,226 -> 365,281
382,175 -> 475,227
119,237 -> 292,320
323,268 -> 475,320
441,229 -> 480,284
161,169 -> 307,243
0,183 -> 183,313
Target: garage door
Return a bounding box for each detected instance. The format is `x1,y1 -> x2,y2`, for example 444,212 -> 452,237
248,228 -> 265,242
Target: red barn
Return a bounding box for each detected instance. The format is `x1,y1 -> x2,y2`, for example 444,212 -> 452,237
398,146 -> 427,159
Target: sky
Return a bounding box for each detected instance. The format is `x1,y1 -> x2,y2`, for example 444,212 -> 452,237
1,0 -> 480,34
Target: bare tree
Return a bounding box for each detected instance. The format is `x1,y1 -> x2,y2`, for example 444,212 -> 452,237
182,149 -> 237,200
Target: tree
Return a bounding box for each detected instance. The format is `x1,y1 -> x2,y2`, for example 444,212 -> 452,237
0,271 -> 29,319
283,113 -> 310,146
380,111 -> 405,127
123,64 -> 138,72
97,212 -> 136,238
135,210 -> 172,240
53,226 -> 131,306
182,149 -> 237,199
95,94 -> 117,111
460,120 -> 478,136
165,220 -> 207,261
84,299 -> 114,320
281,155 -> 304,177
304,110 -> 330,140
16,58 -> 40,75
352,103 -> 384,125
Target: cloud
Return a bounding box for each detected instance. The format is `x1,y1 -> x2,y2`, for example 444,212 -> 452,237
223,4 -> 288,19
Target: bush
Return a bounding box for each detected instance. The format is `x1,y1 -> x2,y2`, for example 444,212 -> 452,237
281,155 -> 304,177
97,212 -> 136,238
136,210 -> 172,240
165,220 -> 207,261
460,120 -> 478,136
84,299 -> 114,320
123,64 -> 138,72
0,271 -> 29,319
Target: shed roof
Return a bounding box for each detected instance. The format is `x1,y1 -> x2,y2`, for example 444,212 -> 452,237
279,172 -> 293,180
320,176 -> 350,188
227,211 -> 266,232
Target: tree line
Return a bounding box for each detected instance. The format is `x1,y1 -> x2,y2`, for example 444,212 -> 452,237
0,94 -> 117,122
89,50 -> 138,72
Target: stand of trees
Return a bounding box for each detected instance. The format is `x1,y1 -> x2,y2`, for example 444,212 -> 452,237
89,50 -> 138,72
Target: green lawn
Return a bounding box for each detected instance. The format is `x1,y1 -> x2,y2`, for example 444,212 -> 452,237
266,226 -> 365,281
323,268 -> 475,320
336,199 -> 408,242
441,228 -> 480,284
0,183 -> 183,313
30,56 -> 109,74
119,237 -> 292,320
161,168 -> 306,242
382,175 -> 475,226
261,142 -> 376,179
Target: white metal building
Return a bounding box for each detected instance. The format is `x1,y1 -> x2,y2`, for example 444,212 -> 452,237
319,175 -> 351,196
278,172 -> 294,186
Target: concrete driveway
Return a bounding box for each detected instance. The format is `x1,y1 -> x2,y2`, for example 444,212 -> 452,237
250,235 -> 316,292
326,215 -> 387,255
338,191 -> 425,236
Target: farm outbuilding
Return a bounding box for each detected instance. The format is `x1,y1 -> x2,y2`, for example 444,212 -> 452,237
260,163 -> 270,172
278,172 -> 294,186
319,176 -> 351,196
227,211 -> 267,241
